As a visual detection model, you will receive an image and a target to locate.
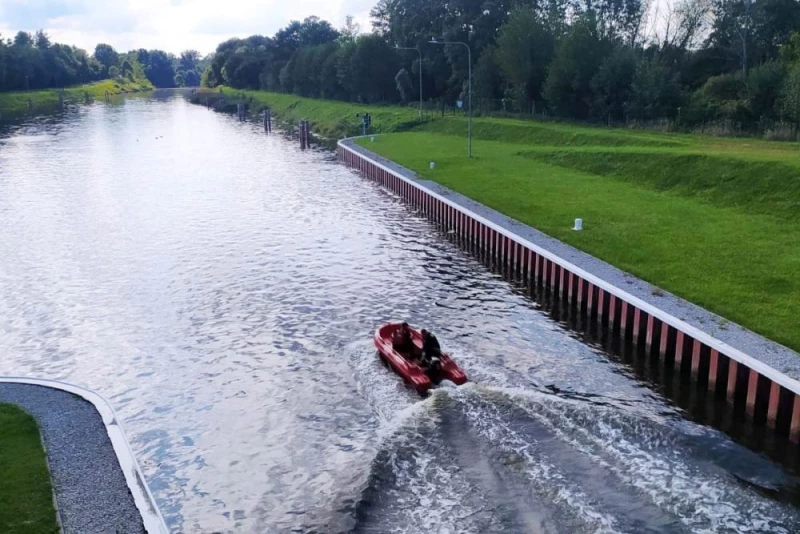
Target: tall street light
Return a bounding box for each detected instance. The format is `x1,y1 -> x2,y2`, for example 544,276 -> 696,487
429,38 -> 472,158
395,45 -> 422,119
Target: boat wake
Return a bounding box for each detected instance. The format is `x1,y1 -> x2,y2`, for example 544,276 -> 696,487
275,343 -> 800,533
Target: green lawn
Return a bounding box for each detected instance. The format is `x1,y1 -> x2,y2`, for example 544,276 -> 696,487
0,404 -> 59,534
357,118 -> 800,353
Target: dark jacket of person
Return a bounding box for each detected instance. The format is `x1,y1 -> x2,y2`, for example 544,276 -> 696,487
422,332 -> 441,358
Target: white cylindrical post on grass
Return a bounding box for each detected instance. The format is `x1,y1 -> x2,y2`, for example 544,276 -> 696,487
573,218 -> 583,231
430,161 -> 436,170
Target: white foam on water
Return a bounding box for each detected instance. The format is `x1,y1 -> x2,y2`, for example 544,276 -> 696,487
452,387 -> 623,533
345,341 -> 799,534
360,404 -> 504,533
346,340 -> 427,429
498,388 -> 800,533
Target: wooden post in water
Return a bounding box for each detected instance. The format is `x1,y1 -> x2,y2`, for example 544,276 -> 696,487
264,109 -> 272,132
299,120 -> 311,149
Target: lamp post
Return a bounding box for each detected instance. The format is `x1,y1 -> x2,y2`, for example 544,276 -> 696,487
429,38 -> 472,158
395,45 -> 422,119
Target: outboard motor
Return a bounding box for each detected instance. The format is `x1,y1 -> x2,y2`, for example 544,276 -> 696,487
427,356 -> 442,378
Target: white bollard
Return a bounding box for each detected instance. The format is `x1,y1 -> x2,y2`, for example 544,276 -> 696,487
573,218 -> 583,231
429,161 -> 436,170
370,136 -> 375,142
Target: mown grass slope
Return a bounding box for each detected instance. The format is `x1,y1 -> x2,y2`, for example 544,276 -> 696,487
358,117 -> 800,353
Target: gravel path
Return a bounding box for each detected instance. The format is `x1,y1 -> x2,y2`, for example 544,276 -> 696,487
0,383 -> 145,534
346,139 -> 800,381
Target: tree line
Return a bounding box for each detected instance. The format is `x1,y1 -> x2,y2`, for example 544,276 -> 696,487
204,0 -> 800,135
0,31 -> 209,91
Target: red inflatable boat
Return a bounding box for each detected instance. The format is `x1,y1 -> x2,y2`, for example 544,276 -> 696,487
373,323 -> 468,395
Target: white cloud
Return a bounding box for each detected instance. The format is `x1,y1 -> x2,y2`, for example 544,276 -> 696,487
0,0 -> 375,54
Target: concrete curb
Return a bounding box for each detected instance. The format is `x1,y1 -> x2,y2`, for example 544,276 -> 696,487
0,377 -> 169,533
338,137 -> 800,443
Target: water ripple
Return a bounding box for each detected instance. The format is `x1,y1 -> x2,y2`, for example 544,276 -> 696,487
0,96 -> 797,532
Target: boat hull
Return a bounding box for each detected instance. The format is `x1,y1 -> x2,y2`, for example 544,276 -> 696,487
373,323 -> 468,395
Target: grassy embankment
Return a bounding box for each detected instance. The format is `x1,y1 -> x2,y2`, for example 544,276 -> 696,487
191,87 -> 422,140
0,404 -> 59,533
361,120 -> 800,353
192,90 -> 800,353
0,78 -> 154,118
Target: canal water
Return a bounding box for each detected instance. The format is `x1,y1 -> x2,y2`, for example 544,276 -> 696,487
1,94 -> 798,533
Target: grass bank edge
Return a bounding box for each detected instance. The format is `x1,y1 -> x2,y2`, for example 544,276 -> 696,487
0,403 -> 59,534
357,132 -> 800,356
0,78 -> 154,116
191,87 -> 424,139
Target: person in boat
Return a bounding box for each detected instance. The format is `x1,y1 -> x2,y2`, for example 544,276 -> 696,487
392,322 -> 414,355
420,329 -> 442,371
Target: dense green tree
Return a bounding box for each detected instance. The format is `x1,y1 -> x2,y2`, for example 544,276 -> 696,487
473,45 -> 504,101
349,34 -> 400,102
495,8 -> 556,104
94,43 -> 119,75
144,50 -> 176,87
544,14 -> 613,118
746,61 -> 784,120
590,46 -> 637,122
34,30 -> 51,50
628,57 -> 684,121
179,50 -> 200,72
14,31 -> 33,47
781,60 -> 800,124
120,59 -> 133,78
0,31 -> 109,91
184,70 -> 200,86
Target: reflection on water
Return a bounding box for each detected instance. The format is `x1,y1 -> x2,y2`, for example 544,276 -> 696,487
0,96 -> 798,533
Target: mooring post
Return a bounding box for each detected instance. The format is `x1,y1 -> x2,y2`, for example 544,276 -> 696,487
264,109 -> 272,132
299,120 -> 310,149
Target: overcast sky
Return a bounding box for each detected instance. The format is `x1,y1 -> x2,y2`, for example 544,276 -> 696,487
0,0 -> 376,55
